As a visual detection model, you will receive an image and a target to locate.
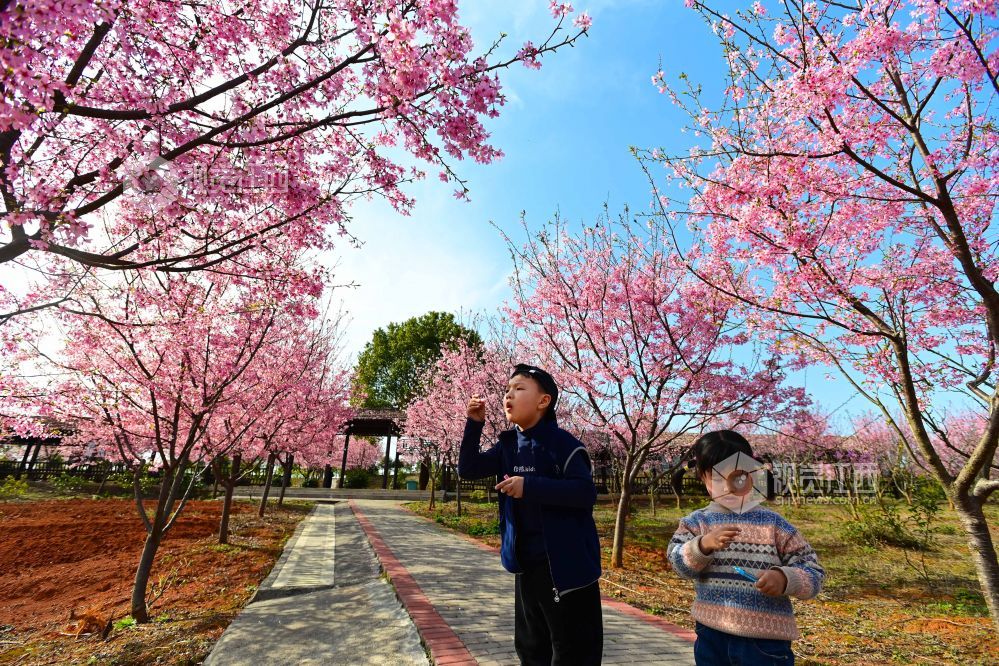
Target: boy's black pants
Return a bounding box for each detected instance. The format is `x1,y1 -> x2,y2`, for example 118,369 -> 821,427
514,562 -> 602,665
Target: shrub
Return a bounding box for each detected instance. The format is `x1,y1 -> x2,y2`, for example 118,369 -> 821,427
911,475 -> 947,502
109,469 -> 160,495
343,468 -> 371,489
841,500 -> 911,548
51,472 -> 87,493
840,487 -> 941,552
0,477 -> 29,499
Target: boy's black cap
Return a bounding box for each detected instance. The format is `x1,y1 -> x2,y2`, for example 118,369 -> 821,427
510,363 -> 559,421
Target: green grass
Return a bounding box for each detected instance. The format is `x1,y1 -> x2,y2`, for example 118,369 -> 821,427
429,507 -> 500,536
113,617 -> 137,631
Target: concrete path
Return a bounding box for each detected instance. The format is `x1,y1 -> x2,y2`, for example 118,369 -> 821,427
350,500 -> 696,666
204,502 -> 428,666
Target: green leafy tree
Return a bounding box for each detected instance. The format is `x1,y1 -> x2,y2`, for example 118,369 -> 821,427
353,312 -> 482,409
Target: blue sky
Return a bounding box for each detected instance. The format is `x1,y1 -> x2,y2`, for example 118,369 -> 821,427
327,1 -> 862,425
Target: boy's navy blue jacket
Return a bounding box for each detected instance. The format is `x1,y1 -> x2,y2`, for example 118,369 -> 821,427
458,417 -> 601,598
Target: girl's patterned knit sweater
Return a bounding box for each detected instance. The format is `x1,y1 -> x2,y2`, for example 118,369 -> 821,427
667,501 -> 825,641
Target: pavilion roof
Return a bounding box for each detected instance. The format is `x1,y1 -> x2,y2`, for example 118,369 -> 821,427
345,408 -> 406,437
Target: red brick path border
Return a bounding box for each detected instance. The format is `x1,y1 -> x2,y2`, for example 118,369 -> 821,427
349,500 -> 477,666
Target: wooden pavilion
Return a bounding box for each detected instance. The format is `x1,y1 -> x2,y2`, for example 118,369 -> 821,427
322,408 -> 408,489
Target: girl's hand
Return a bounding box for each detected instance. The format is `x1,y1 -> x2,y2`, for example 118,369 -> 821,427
755,569 -> 788,597
700,526 -> 741,554
467,395 -> 485,422
495,475 -> 524,498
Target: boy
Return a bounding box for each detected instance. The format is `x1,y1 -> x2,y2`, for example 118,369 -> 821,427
460,363 -> 602,666
667,430 -> 825,666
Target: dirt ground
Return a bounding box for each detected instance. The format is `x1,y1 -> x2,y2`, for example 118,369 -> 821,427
0,498 -> 309,665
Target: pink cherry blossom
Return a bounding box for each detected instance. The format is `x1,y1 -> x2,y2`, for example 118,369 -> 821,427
0,1 -> 589,323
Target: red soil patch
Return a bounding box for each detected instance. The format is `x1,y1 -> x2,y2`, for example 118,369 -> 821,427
898,617 -> 988,638
0,498 -> 306,665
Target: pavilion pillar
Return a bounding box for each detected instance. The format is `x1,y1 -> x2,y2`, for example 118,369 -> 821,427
27,442 -> 42,475
392,445 -> 401,489
382,434 -> 392,489
15,441 -> 33,480
338,431 -> 352,489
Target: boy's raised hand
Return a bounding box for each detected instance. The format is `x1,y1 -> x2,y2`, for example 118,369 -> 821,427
755,569 -> 788,597
699,526 -> 742,554
467,395 -> 486,422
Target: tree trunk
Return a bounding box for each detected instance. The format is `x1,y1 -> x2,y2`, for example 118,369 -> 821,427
393,447 -> 401,489
131,461 -> 187,622
338,432 -> 352,489
428,470 -> 437,511
456,477 -> 463,517
953,492 -> 999,632
649,470 -> 658,518
672,467 -> 685,509
258,452 -> 277,518
96,463 -> 112,495
419,458 -> 430,490
131,523 -> 164,623
610,464 -> 635,568
219,454 -> 241,545
278,454 -> 293,507
790,464 -> 803,507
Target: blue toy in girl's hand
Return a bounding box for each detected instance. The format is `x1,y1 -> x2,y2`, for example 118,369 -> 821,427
732,566 -> 758,583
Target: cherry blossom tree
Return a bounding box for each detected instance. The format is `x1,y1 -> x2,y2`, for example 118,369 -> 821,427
336,434 -> 382,470
272,363 -> 354,508
23,264 -> 320,623
404,337 -> 510,510
645,0 -> 999,626
206,312 -> 353,537
0,0 -> 589,325
242,316 -> 353,517
503,211 -> 804,567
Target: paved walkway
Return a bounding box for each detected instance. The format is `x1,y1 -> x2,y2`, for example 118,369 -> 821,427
350,500 -> 695,666
205,500 -> 695,665
204,502 -> 428,666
